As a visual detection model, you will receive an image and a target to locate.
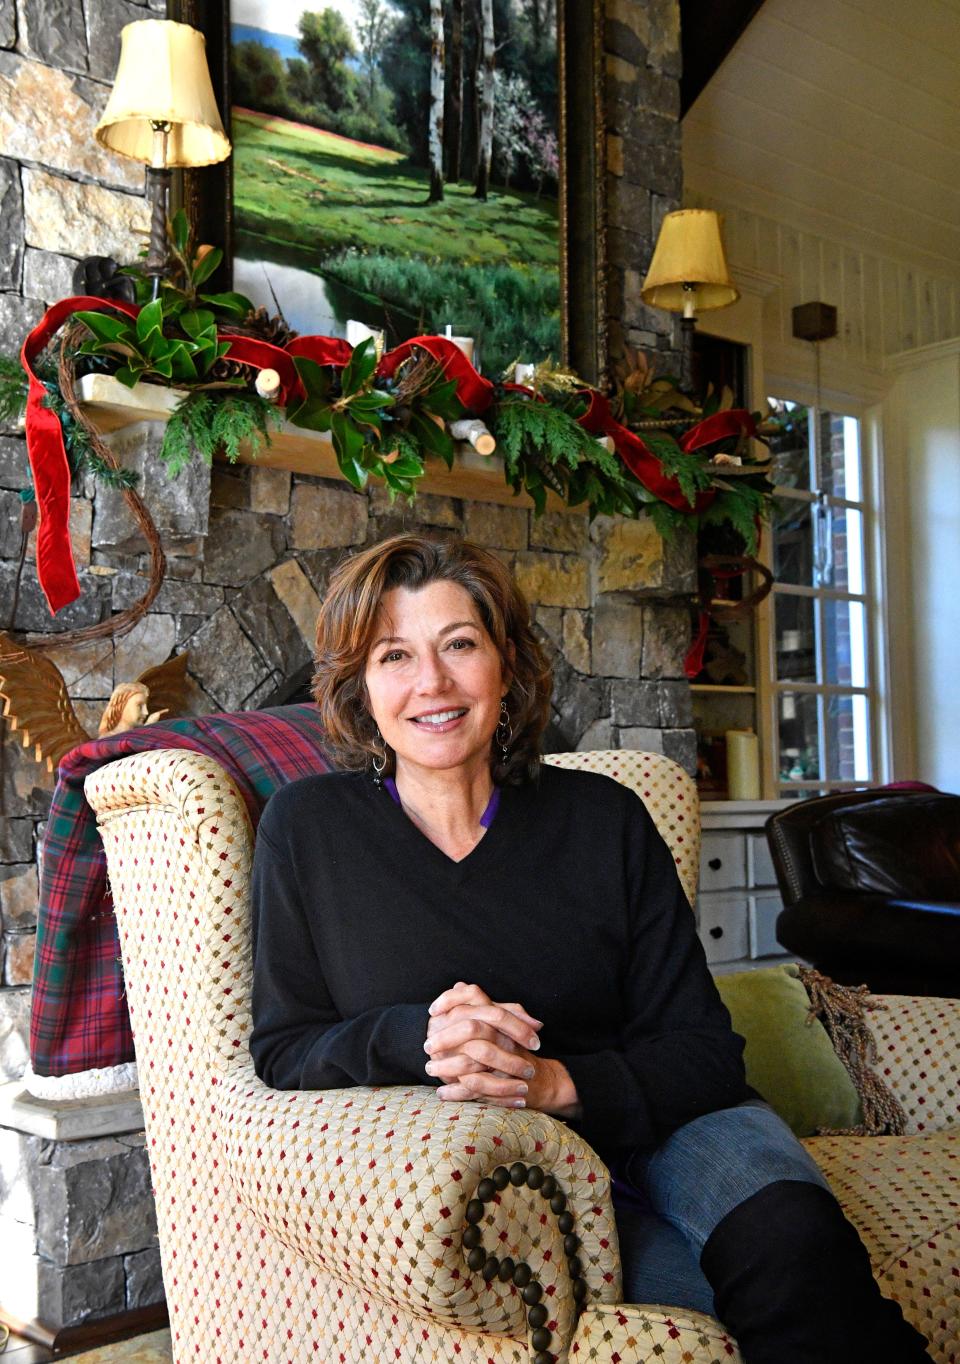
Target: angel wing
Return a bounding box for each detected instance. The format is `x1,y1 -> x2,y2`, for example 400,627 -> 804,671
0,632 -> 91,773
136,651 -> 189,720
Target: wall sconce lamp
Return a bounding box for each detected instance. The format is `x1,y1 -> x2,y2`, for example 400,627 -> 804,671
95,19 -> 231,295
641,209 -> 739,386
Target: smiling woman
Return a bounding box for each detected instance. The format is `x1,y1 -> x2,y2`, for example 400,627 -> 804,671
247,532 -> 930,1362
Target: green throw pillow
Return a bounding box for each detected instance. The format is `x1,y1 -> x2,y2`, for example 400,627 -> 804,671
714,963 -> 863,1137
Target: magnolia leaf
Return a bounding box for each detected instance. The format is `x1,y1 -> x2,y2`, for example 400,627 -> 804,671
135,298 -> 164,350
199,291 -> 254,317
171,209 -> 190,256
293,356 -> 333,401
114,363 -> 147,387
423,377 -> 463,421
383,454 -> 423,478
408,409 -> 454,466
74,310 -> 132,345
341,337 -> 377,395
331,410 -> 368,482
167,342 -> 198,383
191,247 -> 223,287
180,308 -> 216,342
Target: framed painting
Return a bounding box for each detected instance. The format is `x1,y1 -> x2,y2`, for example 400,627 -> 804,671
169,0 -> 606,384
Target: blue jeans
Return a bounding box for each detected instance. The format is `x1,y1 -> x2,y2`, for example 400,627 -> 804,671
612,1100 -> 830,1315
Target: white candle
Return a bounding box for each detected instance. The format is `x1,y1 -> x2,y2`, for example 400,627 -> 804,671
255,368 -> 280,402
514,362 -> 535,386
725,729 -> 760,801
346,319 -> 382,348
448,336 -> 475,364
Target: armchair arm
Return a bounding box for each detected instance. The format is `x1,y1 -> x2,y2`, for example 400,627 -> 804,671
219,1061 -> 620,1355
866,994 -> 960,1133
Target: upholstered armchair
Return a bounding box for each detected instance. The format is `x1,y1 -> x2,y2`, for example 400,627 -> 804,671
84,747 -> 960,1364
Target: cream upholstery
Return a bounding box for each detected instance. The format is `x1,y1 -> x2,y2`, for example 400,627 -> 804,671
84,748 -> 960,1363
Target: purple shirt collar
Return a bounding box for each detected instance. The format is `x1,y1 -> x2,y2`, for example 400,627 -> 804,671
383,776 -> 501,828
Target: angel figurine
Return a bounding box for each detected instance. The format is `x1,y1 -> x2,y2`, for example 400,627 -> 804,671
0,634 -> 188,773
97,681 -> 169,738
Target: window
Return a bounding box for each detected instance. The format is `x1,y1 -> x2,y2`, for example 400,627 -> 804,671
765,399 -> 878,797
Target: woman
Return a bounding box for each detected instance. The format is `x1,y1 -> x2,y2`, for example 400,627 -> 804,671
250,533 -> 929,1364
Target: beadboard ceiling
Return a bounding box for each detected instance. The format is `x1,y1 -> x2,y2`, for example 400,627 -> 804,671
683,0 -> 960,282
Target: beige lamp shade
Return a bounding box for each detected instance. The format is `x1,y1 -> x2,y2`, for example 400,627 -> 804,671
95,20 -> 231,168
641,209 -> 739,316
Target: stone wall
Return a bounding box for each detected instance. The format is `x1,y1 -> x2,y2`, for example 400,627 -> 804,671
0,1125 -> 161,1330
604,0 -> 684,373
0,0 -> 158,1026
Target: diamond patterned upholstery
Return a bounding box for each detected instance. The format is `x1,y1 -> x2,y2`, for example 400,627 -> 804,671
85,747 -> 960,1363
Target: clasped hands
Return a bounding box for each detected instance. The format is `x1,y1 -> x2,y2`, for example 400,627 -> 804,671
424,981 -> 580,1118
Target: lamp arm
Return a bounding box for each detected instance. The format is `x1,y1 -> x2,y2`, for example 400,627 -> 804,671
145,122 -> 171,298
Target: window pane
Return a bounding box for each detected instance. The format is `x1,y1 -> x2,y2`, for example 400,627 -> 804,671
819,412 -> 861,502
823,506 -> 865,593
772,496 -> 814,586
825,693 -> 871,781
778,692 -> 820,782
766,400 -> 811,491
823,599 -> 867,686
775,593 -> 816,682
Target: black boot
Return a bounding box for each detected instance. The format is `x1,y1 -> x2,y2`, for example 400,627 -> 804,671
699,1179 -> 932,1364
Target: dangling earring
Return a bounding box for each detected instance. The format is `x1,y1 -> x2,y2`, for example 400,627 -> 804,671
495,698 -> 513,763
372,727 -> 387,786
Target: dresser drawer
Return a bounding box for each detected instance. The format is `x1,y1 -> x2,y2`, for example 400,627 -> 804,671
697,893 -> 750,964
749,893 -> 788,958
747,833 -> 778,888
700,833 -> 747,891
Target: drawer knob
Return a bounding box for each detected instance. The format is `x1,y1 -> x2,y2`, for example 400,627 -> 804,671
708,857 -> 722,871
709,926 -> 724,939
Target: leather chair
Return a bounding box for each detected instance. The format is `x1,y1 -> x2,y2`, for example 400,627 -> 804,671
766,790 -> 960,997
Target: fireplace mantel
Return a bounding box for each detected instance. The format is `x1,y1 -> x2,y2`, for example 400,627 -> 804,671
78,373 -> 571,512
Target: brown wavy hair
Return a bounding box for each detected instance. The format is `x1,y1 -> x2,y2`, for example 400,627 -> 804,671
312,534 -> 552,784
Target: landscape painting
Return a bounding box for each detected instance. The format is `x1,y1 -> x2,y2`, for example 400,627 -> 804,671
230,0 -> 561,376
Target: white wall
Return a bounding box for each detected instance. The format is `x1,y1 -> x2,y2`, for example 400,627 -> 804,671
883,347 -> 960,789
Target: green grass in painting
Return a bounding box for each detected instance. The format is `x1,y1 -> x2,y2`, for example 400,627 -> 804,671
232,109 -> 561,372
321,252 -> 559,376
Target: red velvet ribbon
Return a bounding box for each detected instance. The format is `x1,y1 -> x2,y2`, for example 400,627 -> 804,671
21,296 -> 140,614
578,390 -> 715,513
376,334 -> 495,412
680,408 -> 756,452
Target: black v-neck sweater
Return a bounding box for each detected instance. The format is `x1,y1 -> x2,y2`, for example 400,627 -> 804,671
249,763 -> 749,1159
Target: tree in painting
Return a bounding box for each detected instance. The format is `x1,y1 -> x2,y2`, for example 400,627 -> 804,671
428,0 -> 445,201
475,0 -> 495,199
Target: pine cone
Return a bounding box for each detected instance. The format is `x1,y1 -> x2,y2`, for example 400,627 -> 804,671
241,305 -> 298,347
207,354 -> 256,385
206,307 -> 298,386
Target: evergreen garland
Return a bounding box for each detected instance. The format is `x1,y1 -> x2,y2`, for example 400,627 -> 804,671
490,399 -> 641,517
0,354 -> 26,429
160,390 -> 281,476
44,378 -> 139,490
4,316 -> 774,546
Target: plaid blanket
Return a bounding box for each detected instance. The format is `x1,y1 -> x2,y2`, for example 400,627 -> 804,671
31,704 -> 332,1078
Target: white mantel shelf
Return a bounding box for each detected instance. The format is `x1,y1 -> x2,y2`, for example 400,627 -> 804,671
77,372 -> 573,513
